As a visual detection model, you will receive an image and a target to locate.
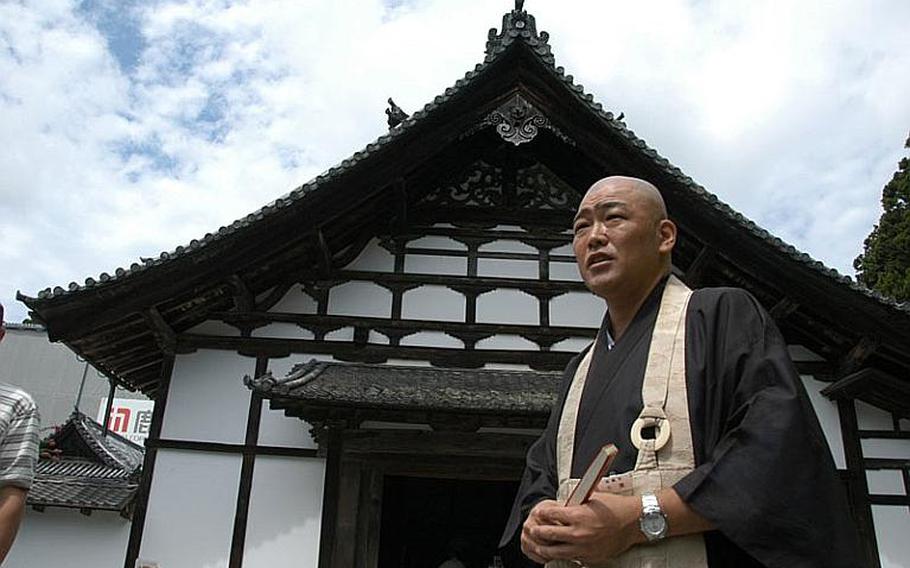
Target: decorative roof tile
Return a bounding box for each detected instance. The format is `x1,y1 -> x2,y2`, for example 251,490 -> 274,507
245,360 -> 563,415
29,413 -> 143,515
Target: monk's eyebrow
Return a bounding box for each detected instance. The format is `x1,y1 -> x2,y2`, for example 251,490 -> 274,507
573,200 -> 626,222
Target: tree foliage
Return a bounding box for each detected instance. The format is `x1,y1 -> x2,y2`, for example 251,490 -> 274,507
854,134 -> 910,302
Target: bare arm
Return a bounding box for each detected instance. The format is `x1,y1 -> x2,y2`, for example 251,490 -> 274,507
523,488 -> 713,565
0,485 -> 27,562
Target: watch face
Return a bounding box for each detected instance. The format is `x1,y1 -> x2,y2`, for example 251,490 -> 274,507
642,512 -> 666,537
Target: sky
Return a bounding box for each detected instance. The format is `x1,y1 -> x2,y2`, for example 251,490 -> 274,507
1,0 -> 909,323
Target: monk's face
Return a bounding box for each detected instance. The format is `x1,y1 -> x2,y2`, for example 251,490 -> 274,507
572,179 -> 675,300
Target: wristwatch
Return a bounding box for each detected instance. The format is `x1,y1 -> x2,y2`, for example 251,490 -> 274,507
639,493 -> 669,542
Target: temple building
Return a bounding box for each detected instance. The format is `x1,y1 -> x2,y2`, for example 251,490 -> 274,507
18,4 -> 909,568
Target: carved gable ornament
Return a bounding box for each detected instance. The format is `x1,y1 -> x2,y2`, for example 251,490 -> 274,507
480,93 -> 573,147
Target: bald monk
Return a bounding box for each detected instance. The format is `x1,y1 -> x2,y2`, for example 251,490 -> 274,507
500,177 -> 861,567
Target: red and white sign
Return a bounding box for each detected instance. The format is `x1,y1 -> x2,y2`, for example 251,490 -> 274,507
97,398 -> 155,445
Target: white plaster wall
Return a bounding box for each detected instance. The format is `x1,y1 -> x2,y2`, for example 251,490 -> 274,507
325,327 -> 355,341
186,320 -> 242,337
476,289 -> 538,325
400,331 -> 463,348
872,505 -> 910,568
140,449 -> 242,568
866,470 -> 905,495
0,326 -> 147,430
257,400 -> 318,449
269,286 -> 319,314
346,239 -> 395,272
483,362 -> 533,371
478,258 -> 538,278
327,281 -> 391,318
252,322 -> 315,339
243,456 -> 325,568
476,334 -> 538,351
552,337 -> 594,353
550,242 -> 574,255
162,350 -> 256,444
861,438 -> 910,459
404,253 -> 467,276
549,292 -> 605,327
408,236 -> 465,250
478,239 -> 536,254
856,400 -> 897,430
369,330 -> 390,344
800,375 -> 846,469
385,358 -> 433,367
402,285 -> 464,321
550,261 -> 583,281
4,508 -> 130,567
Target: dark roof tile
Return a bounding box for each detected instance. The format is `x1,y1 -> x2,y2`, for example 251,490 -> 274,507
245,360 -> 563,415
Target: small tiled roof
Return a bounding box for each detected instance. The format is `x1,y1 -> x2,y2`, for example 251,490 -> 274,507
59,411 -> 144,472
28,413 -> 143,515
18,5 -> 906,319
245,360 -> 563,415
29,459 -> 138,514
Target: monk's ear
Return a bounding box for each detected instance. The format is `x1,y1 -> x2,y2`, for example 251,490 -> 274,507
657,219 -> 676,253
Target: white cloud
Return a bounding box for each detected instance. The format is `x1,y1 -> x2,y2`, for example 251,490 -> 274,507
1,0 -> 909,322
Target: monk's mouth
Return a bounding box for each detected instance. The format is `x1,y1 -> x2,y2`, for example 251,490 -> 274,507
587,254 -> 614,269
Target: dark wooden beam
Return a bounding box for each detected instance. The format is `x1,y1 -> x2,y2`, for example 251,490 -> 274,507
317,425 -> 343,568
837,398 -> 881,568
837,336 -> 880,378
770,297 -> 800,321
210,312 -> 596,342
228,356 -> 268,568
395,178 -> 408,235
178,333 -> 575,371
337,269 -> 587,296
227,274 -> 255,313
684,245 -> 714,288
142,307 -> 176,355
124,352 -> 175,568
148,438 -> 318,458
858,430 -> 910,440
254,279 -> 295,312
317,228 -> 333,277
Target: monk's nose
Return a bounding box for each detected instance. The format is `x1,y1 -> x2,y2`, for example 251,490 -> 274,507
587,224 -> 608,248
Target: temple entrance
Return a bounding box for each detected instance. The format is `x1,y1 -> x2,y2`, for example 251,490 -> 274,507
378,475 -> 529,568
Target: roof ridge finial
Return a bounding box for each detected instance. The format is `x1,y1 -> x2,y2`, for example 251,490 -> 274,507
485,1 -> 554,65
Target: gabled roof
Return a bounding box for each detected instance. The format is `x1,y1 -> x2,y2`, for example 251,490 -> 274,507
50,411 -> 144,472
29,412 -> 142,516
16,5 -> 910,407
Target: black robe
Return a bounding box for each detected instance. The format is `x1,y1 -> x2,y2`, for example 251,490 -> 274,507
501,279 -> 862,567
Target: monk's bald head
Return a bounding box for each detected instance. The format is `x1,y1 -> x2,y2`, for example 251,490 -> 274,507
581,176 -> 667,225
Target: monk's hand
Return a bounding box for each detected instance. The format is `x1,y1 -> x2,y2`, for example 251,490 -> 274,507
529,492 -> 643,565
521,499 -> 563,564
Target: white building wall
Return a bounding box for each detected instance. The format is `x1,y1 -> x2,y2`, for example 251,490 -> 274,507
139,449 -> 242,568
872,506 -> 910,568
549,292 -> 604,327
800,375 -> 846,469
257,357 -> 321,450
851,399 -> 910,568
346,239 -> 395,272
0,325 -> 147,429
402,286 -> 464,322
242,456 -> 325,568
161,350 -> 256,444
4,508 -> 130,568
